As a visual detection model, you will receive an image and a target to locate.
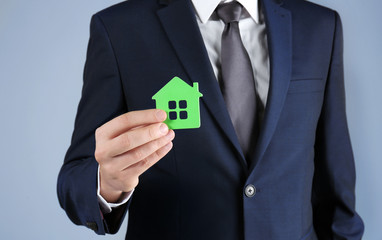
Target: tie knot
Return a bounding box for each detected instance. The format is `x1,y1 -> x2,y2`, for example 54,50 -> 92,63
216,1 -> 243,24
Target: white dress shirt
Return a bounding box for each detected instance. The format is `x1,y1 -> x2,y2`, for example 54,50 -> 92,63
97,0 -> 270,213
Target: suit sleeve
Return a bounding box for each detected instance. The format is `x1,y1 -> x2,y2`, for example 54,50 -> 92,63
57,14 -> 129,235
312,12 -> 364,239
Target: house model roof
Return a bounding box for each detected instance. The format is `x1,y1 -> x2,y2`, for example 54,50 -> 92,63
152,76 -> 203,100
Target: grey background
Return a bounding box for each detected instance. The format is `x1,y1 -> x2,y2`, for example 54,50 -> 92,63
0,0 -> 380,239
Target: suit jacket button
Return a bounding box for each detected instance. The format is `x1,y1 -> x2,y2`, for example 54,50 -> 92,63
245,184 -> 256,198
86,222 -> 98,232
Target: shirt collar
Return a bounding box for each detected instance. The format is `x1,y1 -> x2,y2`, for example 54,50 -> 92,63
191,0 -> 259,24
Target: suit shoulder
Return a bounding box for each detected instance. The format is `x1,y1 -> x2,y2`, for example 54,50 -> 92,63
285,0 -> 337,17
94,0 -> 158,21
285,0 -> 338,26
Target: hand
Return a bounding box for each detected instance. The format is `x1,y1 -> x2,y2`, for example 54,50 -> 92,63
94,109 -> 175,203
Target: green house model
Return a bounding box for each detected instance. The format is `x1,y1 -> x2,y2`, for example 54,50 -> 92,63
152,77 -> 203,130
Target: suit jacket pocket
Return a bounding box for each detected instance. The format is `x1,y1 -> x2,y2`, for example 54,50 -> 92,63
288,78 -> 324,94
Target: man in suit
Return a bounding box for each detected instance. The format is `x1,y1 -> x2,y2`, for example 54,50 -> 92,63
57,0 -> 364,239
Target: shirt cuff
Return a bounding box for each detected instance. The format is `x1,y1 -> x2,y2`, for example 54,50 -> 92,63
97,165 -> 134,214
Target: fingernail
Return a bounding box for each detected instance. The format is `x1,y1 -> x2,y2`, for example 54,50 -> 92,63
160,123 -> 168,134
164,142 -> 173,150
166,130 -> 175,140
156,110 -> 166,121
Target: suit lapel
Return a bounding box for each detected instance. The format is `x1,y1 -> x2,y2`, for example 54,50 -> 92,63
157,0 -> 247,167
249,0 -> 292,172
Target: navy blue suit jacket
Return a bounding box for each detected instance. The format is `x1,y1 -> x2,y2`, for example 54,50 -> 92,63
57,0 -> 364,239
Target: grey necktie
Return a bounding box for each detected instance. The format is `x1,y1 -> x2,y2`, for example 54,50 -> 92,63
216,2 -> 259,160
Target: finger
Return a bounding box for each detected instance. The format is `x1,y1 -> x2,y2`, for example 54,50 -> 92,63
123,141 -> 173,177
107,122 -> 170,157
115,130 -> 175,170
98,109 -> 167,139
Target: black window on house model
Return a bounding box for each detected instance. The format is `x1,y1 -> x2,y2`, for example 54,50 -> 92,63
168,100 -> 188,120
